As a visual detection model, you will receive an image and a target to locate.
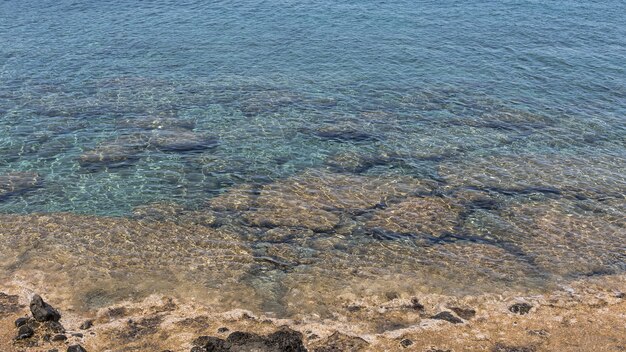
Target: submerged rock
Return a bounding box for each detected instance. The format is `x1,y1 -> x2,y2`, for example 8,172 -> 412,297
30,294 -> 61,322
438,153 -> 626,199
0,172 -> 41,199
78,134 -> 149,169
117,116 -> 196,131
150,129 -> 219,152
237,89 -> 302,116
324,150 -> 385,173
243,170 -> 434,232
207,184 -> 258,211
308,124 -> 378,143
131,202 -> 185,221
365,196 -> 461,237
463,198 -> 626,278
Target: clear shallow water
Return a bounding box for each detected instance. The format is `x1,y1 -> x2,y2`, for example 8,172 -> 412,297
0,0 -> 625,315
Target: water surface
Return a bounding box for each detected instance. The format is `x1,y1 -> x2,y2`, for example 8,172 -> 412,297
0,0 -> 624,317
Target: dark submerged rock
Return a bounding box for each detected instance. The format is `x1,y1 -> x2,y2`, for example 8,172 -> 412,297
0,172 -> 42,200
431,311 -> 463,324
508,303 -> 533,315
217,327 -> 229,333
16,324 -> 35,340
67,345 -> 88,352
30,294 -> 61,322
151,130 -> 219,152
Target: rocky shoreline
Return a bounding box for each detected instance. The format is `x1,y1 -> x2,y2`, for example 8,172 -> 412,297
1,275 -> 624,351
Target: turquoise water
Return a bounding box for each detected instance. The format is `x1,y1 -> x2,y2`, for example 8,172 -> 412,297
1,0 -> 624,215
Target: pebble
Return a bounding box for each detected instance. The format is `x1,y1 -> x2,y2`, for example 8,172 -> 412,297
508,303 -> 533,315
80,320 -> 94,330
431,311 -> 464,324
400,338 -> 413,348
16,324 -> 35,340
14,317 -> 29,328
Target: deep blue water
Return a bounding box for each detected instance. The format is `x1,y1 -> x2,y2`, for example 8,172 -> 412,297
0,0 -> 625,214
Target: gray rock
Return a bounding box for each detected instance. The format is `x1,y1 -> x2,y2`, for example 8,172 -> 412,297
30,294 -> 61,322
16,324 -> 34,340
67,345 -> 87,352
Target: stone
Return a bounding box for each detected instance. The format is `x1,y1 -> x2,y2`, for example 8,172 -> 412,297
217,327 -> 229,333
15,317 -> 29,327
509,303 -> 532,315
44,320 -> 66,333
67,345 -> 88,352
450,307 -> 476,320
431,311 -> 463,324
79,320 -> 93,330
30,295 -> 61,322
438,153 -> 626,199
244,170 -> 433,232
400,338 -> 413,348
408,298 -> 424,311
16,324 -> 34,340
51,334 -> 67,341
